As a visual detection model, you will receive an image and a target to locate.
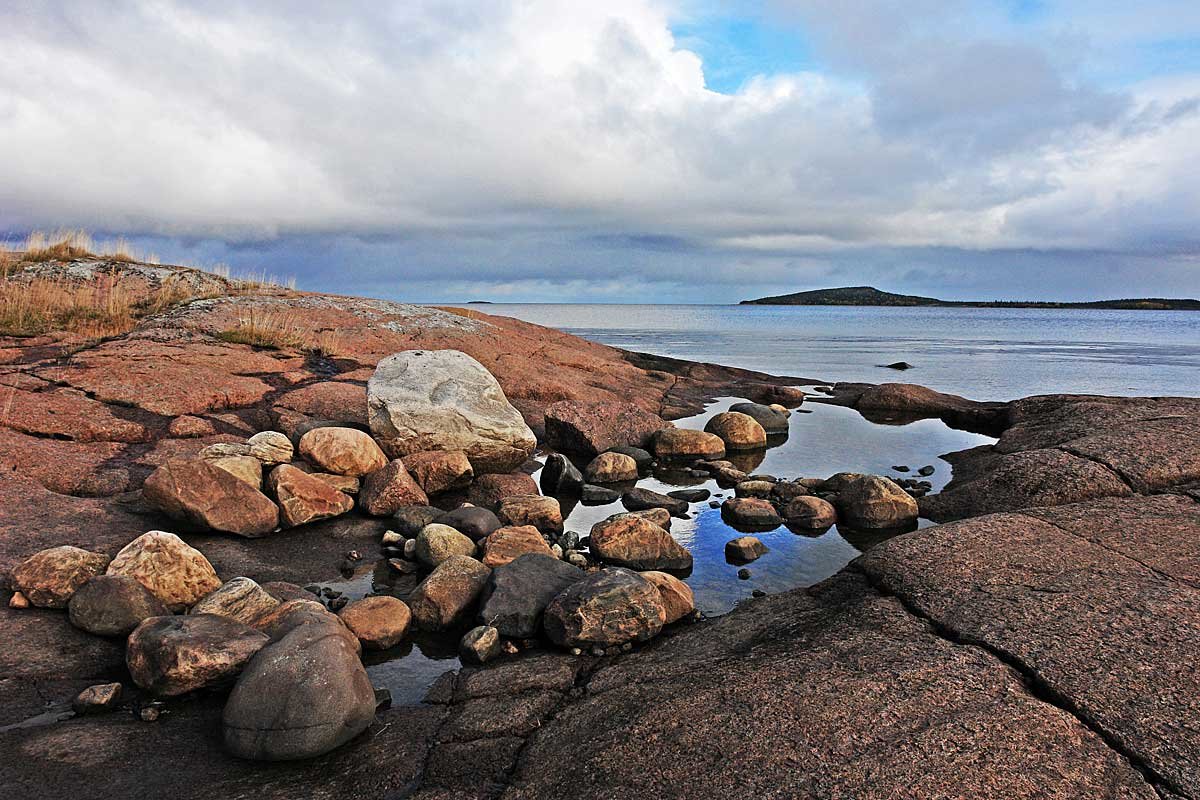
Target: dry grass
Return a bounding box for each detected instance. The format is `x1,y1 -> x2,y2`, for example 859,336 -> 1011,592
216,308 -> 306,350
211,263 -> 297,293
2,229 -> 158,266
0,274 -> 135,338
303,330 -> 346,357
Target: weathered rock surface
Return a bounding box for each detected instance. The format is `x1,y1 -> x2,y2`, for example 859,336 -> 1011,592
105,531 -> 221,612
704,411 -> 767,450
478,553 -> 585,638
297,426 -> 388,477
782,495 -> 837,530
588,514 -> 692,572
207,455 -> 263,489
392,504 -> 444,536
837,475 -> 919,529
68,574 -> 170,636
367,349 -> 537,473
189,577 -> 280,626
728,401 -> 791,434
620,487 -> 687,516
434,505 -> 502,541
459,625 -> 502,664
246,431 -> 294,464
720,497 -> 782,530
72,682 -> 123,715
543,400 -> 670,455
338,595 -> 411,650
143,459 -> 279,536
127,614 -> 270,696
496,494 -> 563,535
468,472 -> 539,510
414,523 -> 477,567
539,453 -> 584,497
267,463 -> 354,527
10,545 -> 110,609
408,555 -> 491,631
480,525 -> 554,568
725,536 -> 769,563
358,459 -> 430,516
640,571 -> 695,624
653,428 -> 725,461
543,568 -> 666,648
402,449 -> 474,495
223,620 -> 376,760
583,451 -> 638,483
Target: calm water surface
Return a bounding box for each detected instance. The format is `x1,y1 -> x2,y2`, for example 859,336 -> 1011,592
470,304 -> 1200,400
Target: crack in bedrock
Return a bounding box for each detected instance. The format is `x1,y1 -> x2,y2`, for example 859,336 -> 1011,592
852,563 -> 1193,800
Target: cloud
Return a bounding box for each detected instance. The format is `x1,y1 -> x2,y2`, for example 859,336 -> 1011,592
0,0 -> 1197,300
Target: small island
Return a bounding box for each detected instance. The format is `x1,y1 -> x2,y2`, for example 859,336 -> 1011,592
740,285 -> 1200,310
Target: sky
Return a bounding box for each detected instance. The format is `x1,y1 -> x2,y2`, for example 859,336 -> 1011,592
1,1 -> 1198,303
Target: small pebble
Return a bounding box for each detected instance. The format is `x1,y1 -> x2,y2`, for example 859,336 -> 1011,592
708,501 -> 721,509
387,558 -> 419,574
381,530 -> 402,546
918,465 -> 935,476
374,688 -> 393,710
321,587 -> 339,598
737,568 -> 751,580
621,642 -> 632,652
329,596 -> 348,611
140,705 -> 161,722
892,465 -> 910,473
346,550 -> 362,561
569,647 -> 583,656
752,589 -> 767,598
403,539 -> 417,558
8,591 -> 29,609
590,646 -> 606,657
304,584 -> 321,596
551,544 -> 564,559
501,641 -> 519,656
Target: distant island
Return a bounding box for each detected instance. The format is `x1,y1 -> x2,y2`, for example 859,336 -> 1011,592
740,285 -> 1200,310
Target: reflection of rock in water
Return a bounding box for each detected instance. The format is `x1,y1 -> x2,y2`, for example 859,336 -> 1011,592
726,449 -> 767,473
855,408 -> 929,427
837,521 -> 918,553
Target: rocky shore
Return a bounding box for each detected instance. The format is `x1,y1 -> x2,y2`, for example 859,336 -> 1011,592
2,258 -> 1199,799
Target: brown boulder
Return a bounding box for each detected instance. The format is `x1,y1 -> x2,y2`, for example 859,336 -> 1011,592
126,614 -> 270,696
403,450 -> 474,495
468,472 -> 539,510
584,451 -> 639,483
653,428 -> 726,461
189,577 -> 280,626
641,571 -> 695,624
207,455 -> 264,489
497,494 -> 563,535
105,531 -> 222,612
246,431 -> 294,464
480,525 -> 554,568
338,595 -> 411,650
408,554 -> 491,631
704,411 -> 767,451
725,536 -> 769,563
415,523 -> 478,567
543,400 -> 670,455
783,496 -> 838,530
268,464 -> 355,527
68,574 -> 170,636
720,498 -> 782,530
543,568 -> 666,648
10,545 -> 110,609
359,459 -> 430,515
309,472 -> 360,494
142,459 -> 279,537
589,515 -> 692,572
297,426 -> 388,476
837,476 -> 920,529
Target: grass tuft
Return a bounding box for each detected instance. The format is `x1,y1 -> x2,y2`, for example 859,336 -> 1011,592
216,308 -> 306,350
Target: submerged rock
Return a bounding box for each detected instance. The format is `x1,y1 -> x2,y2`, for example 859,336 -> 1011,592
543,568 -> 666,648
367,349 -> 536,473
581,484 -> 621,505
621,487 -> 688,516
725,536 -> 769,563
11,545 -> 110,609
728,401 -> 790,434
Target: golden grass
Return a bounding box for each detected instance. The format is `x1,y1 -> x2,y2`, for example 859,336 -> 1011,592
0,274 -> 135,338
216,308 -> 306,350
211,263 -> 297,292
303,330 -> 346,358
2,229 -> 159,265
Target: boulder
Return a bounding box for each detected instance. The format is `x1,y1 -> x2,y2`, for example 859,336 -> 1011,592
480,525 -> 554,568
467,472 -> 539,510
540,452 -> 585,497
208,455 -> 263,489
408,555 -> 491,631
621,487 -> 687,516
189,577 -> 280,626
735,480 -> 775,499
837,476 -> 919,529
73,682 -> 123,715
770,481 -> 810,504
252,599 -> 355,651
783,496 -> 838,530
434,506 -> 503,541
11,545 -> 110,609
367,349 -> 536,473
704,412 -> 767,450
543,400 -> 670,455
403,450 -> 474,495
393,505 -> 445,536
338,595 -> 411,650
126,614 -> 270,696
143,459 -> 279,537
728,401 -> 790,434
268,464 -> 355,527
297,426 -> 388,476
609,445 -> 654,472
584,452 -> 639,483
823,472 -> 867,492
653,428 -> 726,461
667,488 -> 710,503
223,621 -> 376,760
720,498 -> 783,530
359,459 -> 430,516
68,574 -> 170,636
581,484 -> 621,505
261,581 -> 314,603
246,431 -> 294,464
477,553 -> 585,638
459,625 -> 502,665
497,494 -> 563,534
310,473 -> 359,494
640,571 -> 695,624
589,515 -> 692,572
725,536 -> 769,563
616,507 -> 672,530
415,524 -> 477,567
543,569 -> 666,648
106,531 -> 222,612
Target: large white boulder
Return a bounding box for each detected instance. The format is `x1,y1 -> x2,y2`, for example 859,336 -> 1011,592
367,350 -> 536,474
